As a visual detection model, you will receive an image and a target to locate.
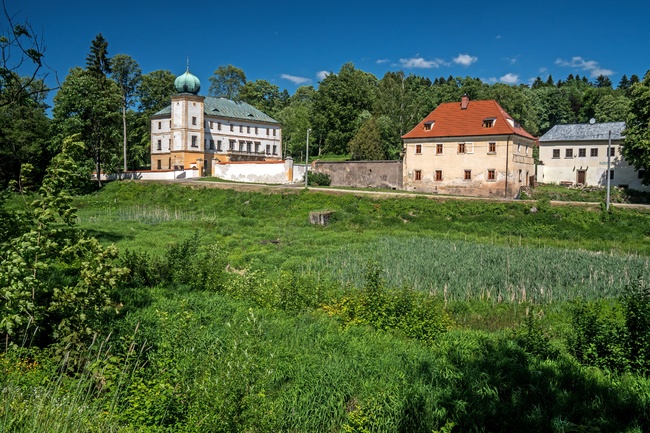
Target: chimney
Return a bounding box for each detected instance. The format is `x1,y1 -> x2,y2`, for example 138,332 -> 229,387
461,94 -> 469,110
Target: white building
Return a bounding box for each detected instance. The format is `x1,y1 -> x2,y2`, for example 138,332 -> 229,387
150,67 -> 282,176
538,122 -> 648,191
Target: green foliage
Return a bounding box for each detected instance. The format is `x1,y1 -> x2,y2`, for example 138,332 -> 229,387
307,171 -> 331,186
622,279 -> 650,375
623,70 -> 650,184
349,115 -> 387,160
208,64 -> 246,100
0,143 -> 126,352
323,265 -> 452,343
568,279 -> 650,375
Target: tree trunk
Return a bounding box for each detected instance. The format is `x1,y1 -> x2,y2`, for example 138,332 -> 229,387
122,103 -> 127,172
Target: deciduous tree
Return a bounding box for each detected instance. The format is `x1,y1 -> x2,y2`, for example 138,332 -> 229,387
622,70 -> 650,184
208,64 -> 246,100
111,53 -> 141,171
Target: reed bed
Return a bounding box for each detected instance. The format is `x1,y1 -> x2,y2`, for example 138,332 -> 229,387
301,236 -> 650,304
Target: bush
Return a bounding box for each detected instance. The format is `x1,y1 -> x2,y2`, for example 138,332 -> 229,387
306,171 -> 331,186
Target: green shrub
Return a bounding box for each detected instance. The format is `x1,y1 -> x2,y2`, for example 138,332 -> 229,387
307,171 -> 331,186
323,264 -> 453,343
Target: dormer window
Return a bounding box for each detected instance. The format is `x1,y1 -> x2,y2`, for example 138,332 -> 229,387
424,121 -> 434,131
482,118 -> 496,128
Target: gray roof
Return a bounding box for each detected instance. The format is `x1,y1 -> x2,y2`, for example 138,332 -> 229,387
539,122 -> 625,142
153,96 -> 279,124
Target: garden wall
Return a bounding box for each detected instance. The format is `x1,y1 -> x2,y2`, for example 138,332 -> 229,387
313,160 -> 403,189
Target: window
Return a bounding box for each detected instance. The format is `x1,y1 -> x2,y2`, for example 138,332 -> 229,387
424,121 -> 434,131
247,126 -> 250,134
266,128 -> 270,136
217,140 -> 222,151
579,148 -> 586,157
525,145 -> 529,155
210,121 -> 213,129
488,142 -> 496,154
414,170 -> 422,181
436,143 -> 443,154
591,148 -> 598,157
229,140 -> 235,150
255,127 -> 258,134
610,169 -> 615,180
519,169 -> 522,182
247,142 -> 252,153
156,140 -> 161,151
158,121 -> 161,130
169,120 -> 171,127
415,144 -> 422,154
464,170 -> 472,180
191,136 -> 197,147
609,147 -> 616,157
435,170 -> 443,181
273,129 -> 277,137
552,149 -> 560,159
168,158 -> 171,169
218,122 -> 222,131
266,144 -> 271,155
239,140 -> 245,151
272,145 -> 277,155
482,118 -> 495,128
517,143 -> 521,153
192,116 -> 197,126
565,149 -> 573,158
239,125 -> 243,133
156,159 -> 161,170
487,169 -> 496,181
210,139 -> 215,150
458,142 -> 466,154
255,141 -> 261,153
230,124 -> 234,132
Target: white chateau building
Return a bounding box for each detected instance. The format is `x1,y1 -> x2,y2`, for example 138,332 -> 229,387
538,122 -> 648,191
150,67 -> 282,176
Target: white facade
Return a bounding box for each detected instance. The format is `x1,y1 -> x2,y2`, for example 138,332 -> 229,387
538,122 -> 648,191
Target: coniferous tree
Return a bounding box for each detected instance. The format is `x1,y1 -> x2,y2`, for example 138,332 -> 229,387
85,33 -> 112,79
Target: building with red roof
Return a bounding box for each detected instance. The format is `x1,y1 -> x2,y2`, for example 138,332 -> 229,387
402,95 -> 537,198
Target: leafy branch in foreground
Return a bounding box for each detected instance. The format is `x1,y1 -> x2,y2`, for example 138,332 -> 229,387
0,136 -> 127,355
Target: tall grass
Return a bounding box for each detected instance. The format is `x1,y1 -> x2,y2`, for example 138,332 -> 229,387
300,236 -> 650,304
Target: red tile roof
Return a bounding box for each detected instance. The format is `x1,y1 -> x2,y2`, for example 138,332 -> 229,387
402,99 -> 536,140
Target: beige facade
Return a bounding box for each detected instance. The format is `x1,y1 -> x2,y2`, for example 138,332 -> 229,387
402,97 -> 537,198
403,135 -> 535,197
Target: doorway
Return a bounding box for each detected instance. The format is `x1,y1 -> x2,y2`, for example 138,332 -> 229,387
577,170 -> 586,185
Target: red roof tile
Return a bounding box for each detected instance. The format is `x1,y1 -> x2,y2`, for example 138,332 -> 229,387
402,99 -> 536,141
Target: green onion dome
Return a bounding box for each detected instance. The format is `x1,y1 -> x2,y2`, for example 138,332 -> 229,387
174,67 -> 201,94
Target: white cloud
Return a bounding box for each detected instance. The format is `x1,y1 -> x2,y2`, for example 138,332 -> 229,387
399,57 -> 442,68
499,73 -> 519,84
316,70 -> 330,81
482,77 -> 498,84
376,58 -> 389,64
281,74 -> 310,85
453,53 -> 478,66
555,56 -> 613,77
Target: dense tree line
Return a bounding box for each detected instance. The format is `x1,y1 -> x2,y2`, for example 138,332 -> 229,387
1,12 -> 649,189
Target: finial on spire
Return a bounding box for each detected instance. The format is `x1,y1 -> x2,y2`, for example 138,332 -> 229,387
186,57 -> 190,72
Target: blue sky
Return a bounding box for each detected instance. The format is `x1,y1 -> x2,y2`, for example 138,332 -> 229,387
13,0 -> 650,98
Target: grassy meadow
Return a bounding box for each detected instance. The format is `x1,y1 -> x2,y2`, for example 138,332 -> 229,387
4,180 -> 650,432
